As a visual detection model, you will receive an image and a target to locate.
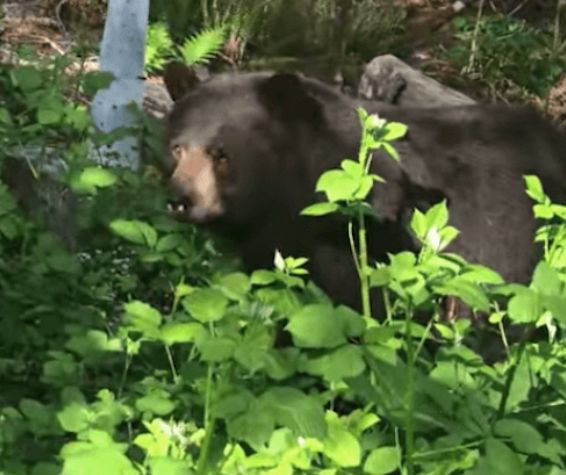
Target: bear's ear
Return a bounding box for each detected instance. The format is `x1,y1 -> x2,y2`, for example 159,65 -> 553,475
256,73 -> 324,125
163,61 -> 200,102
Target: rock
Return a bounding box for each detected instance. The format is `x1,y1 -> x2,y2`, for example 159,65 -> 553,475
358,54 -> 475,107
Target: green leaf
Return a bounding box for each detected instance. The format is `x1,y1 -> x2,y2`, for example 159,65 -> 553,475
215,272 -> 251,300
354,176 -> 374,200
484,438 -> 523,475
410,209 -> 427,240
303,344 -> 366,382
460,264 -> 504,284
37,107 -> 63,125
61,430 -> 137,475
424,200 -> 450,229
234,325 -> 272,372
323,412 -> 361,467
110,219 -> 158,248
381,122 -> 408,141
226,405 -> 275,450
263,348 -> 299,380
198,335 -> 237,362
251,270 -> 277,286
531,261 -> 562,296
524,175 -> 545,203
20,399 -> 58,436
507,289 -> 541,323
433,278 -> 490,312
382,142 -> 400,162
82,71 -> 114,96
316,170 -> 360,202
123,301 -> 162,338
341,159 -> 364,178
363,447 -> 400,474
505,356 -> 533,411
533,203 -> 553,219
155,233 -> 185,253
259,387 -> 326,439
0,107 -> 13,125
135,389 -> 176,416
370,267 -> 391,287
71,167 -> 117,194
10,66 -> 43,91
31,462 -> 61,475
66,330 -> 122,360
148,457 -> 193,475
301,202 -> 340,216
494,419 -> 545,455
57,402 -> 90,433
160,322 -> 204,346
66,105 -> 91,131
550,203 -> 566,219
182,287 -> 229,323
286,304 -> 348,349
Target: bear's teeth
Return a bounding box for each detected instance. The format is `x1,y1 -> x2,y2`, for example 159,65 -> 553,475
176,204 -> 186,213
167,203 -> 173,212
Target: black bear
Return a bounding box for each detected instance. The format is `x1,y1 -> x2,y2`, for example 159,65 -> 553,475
163,62 -> 566,314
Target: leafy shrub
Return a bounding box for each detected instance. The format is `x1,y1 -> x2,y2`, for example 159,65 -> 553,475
2,57 -> 566,475
445,15 -> 564,98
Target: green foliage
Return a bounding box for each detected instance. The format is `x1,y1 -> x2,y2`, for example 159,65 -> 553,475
445,15 -> 564,98
3,57 -> 566,475
145,22 -> 174,74
149,0 -> 406,69
257,0 -> 405,60
179,26 -> 226,66
144,21 -> 225,70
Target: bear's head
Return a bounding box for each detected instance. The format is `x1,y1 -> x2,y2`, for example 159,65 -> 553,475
163,62 -> 334,227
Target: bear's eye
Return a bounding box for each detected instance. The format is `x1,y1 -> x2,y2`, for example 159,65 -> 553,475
209,147 -> 229,165
170,144 -> 183,161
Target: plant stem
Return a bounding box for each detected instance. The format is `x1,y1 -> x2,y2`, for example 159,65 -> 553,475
196,363 -> 215,474
466,0 -> 485,74
358,209 -> 371,318
383,287 -> 393,325
164,344 -> 179,383
117,353 -> 131,399
201,0 -> 209,27
404,303 -> 415,475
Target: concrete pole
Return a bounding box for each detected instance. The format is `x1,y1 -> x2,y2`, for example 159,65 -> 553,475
90,0 -> 150,169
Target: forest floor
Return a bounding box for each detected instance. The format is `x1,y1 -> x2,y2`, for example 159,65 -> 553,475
2,0 -> 565,122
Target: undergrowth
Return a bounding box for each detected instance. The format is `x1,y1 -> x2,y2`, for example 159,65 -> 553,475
443,14 -> 564,100
1,54 -> 566,475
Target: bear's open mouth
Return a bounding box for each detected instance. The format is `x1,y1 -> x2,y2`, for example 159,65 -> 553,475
167,200 -> 190,216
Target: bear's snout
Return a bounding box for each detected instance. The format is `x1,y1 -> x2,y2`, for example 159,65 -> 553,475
167,145 -> 225,222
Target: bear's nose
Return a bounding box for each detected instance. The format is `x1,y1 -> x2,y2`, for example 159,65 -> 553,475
167,178 -> 194,216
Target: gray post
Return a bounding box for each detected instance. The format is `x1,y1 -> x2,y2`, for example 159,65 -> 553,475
90,0 -> 150,169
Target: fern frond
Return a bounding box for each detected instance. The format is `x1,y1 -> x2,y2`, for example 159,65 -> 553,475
145,22 -> 174,73
179,26 -> 226,66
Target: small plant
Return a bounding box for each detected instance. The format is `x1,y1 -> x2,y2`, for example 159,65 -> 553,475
145,22 -> 174,74
179,25 -> 226,66
302,110 -> 407,319
445,14 -> 564,98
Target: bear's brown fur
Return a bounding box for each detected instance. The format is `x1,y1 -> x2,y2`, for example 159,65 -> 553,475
163,62 -> 566,314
